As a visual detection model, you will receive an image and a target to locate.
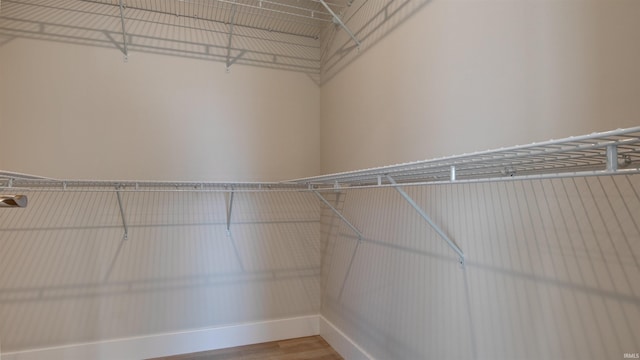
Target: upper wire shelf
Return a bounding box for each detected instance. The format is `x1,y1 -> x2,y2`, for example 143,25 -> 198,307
291,126 -> 640,188
88,0 -> 348,39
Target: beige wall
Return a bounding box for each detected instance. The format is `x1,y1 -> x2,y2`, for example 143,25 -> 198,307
0,189 -> 321,352
2,0 -> 640,357
0,37 -> 323,353
0,38 -> 320,182
320,0 -> 640,174
319,176 -> 640,359
318,1 -> 640,359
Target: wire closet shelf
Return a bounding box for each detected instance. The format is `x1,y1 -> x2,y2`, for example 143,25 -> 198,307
1,126 -> 640,193
0,172 -> 306,193
291,126 -> 640,189
87,0 -> 348,39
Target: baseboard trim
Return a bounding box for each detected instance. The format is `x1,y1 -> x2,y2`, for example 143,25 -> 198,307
319,315 -> 373,360
1,315 -> 319,360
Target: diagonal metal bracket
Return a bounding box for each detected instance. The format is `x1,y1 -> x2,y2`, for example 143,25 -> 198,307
118,0 -> 129,60
314,190 -> 363,300
226,189 -> 234,236
115,186 -> 129,240
313,190 -> 363,240
386,175 -> 465,266
0,35 -> 16,47
318,0 -> 361,48
225,1 -> 239,71
227,50 -> 246,68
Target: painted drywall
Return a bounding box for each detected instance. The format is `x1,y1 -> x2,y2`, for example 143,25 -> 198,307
318,1 -> 640,359
0,38 -> 320,181
0,189 -> 321,353
0,10 -> 322,352
319,176 -> 640,359
320,0 -> 640,174
0,35 -> 5,171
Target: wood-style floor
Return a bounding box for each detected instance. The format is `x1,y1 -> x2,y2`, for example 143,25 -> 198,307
148,336 -> 343,360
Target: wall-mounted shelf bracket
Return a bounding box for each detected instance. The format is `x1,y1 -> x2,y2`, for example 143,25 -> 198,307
606,144 -> 618,172
313,190 -> 363,240
115,185 -> 129,240
227,50 -> 247,70
225,1 -> 238,72
226,188 -> 235,236
386,175 -> 465,266
318,0 -> 361,49
118,0 -> 129,61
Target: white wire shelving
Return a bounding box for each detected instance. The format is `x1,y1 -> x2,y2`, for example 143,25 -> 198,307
88,0 -> 347,39
2,127 -> 639,266
290,126 -> 640,267
2,126 -> 640,191
1,0 -> 432,81
0,172 -> 306,192
0,0 -> 356,77
291,126 -> 640,189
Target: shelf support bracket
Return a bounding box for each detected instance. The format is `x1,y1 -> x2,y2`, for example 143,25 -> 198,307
606,144 -> 618,172
315,190 -> 363,301
386,175 -> 464,265
318,0 -> 361,48
115,186 -> 129,240
225,1 -> 238,71
227,50 -> 246,68
226,189 -> 234,236
313,190 -> 363,240
118,0 -> 129,60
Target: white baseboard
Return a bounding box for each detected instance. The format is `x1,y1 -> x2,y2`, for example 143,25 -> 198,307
319,315 -> 373,360
1,315 -> 319,360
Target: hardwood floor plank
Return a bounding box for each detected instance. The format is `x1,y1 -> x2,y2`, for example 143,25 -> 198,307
148,336 -> 343,360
